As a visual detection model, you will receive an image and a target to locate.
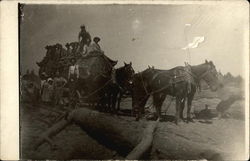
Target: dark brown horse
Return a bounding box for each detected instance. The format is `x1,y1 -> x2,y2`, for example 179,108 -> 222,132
80,62 -> 134,112
107,62 -> 135,112
132,60 -> 223,124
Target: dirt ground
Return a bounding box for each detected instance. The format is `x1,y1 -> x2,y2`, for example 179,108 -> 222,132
20,85 -> 246,160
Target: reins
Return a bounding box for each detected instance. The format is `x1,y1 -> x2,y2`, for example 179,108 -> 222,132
81,79 -> 113,99
83,65 -> 134,99
140,72 -> 150,95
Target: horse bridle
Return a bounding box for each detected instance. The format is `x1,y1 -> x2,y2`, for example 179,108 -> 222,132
198,67 -> 216,80
187,65 -> 218,87
116,66 -> 134,92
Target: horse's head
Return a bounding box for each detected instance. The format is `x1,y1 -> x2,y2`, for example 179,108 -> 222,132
198,60 -> 223,91
143,65 -> 156,79
116,62 -> 135,89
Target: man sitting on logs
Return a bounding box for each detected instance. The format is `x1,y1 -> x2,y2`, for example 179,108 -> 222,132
65,43 -> 72,56
86,37 -> 104,56
70,42 -> 79,56
83,36 -> 117,66
54,43 -> 63,61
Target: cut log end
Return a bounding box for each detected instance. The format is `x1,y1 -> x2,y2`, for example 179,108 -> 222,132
126,119 -> 159,159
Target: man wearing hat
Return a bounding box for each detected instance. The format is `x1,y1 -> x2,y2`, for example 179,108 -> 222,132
53,71 -> 67,106
78,25 -> 91,52
86,36 -> 104,56
41,78 -> 54,105
54,43 -> 63,61
65,43 -> 72,56
68,58 -> 80,108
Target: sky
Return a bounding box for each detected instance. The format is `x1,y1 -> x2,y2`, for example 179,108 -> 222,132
20,3 -> 248,77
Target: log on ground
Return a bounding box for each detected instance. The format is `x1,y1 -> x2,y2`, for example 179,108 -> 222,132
126,119 -> 159,159
34,107 -> 159,159
34,118 -> 71,150
68,108 -> 144,156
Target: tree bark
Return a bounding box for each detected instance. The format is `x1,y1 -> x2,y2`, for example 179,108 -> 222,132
126,119 -> 159,159
68,108 -> 142,156
34,118 -> 71,150
34,108 -> 157,159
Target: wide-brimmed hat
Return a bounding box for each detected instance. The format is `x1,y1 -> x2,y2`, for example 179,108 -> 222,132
70,57 -> 76,62
93,37 -> 101,42
41,72 -> 48,77
47,78 -> 53,82
80,25 -> 85,29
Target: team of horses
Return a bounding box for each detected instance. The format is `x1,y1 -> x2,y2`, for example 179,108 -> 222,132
39,56 -> 223,124
76,59 -> 222,124
131,60 -> 223,124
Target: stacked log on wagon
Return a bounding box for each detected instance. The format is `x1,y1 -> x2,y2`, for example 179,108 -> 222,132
37,42 -> 117,79
36,41 -> 118,108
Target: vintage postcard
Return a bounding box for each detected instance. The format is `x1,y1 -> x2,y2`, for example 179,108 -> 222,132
0,0 -> 249,160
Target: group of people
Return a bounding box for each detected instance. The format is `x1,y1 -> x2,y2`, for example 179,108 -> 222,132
41,71 -> 67,106
78,25 -> 104,56
37,24 -> 104,68
37,24 -> 113,108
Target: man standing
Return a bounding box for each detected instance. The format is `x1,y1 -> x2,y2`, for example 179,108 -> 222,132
41,78 -> 54,105
78,25 -> 91,52
68,58 -> 79,108
54,43 -> 63,61
65,43 -> 72,56
53,71 -> 67,106
68,58 -> 79,80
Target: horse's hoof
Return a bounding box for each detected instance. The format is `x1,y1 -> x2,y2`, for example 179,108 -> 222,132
187,118 -> 194,123
159,117 -> 163,122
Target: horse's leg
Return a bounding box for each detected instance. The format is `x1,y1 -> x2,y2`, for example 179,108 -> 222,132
175,97 -> 181,125
106,94 -> 111,113
117,91 -> 122,111
153,93 -> 166,121
111,93 -> 117,114
135,95 -> 149,121
179,97 -> 186,121
187,93 -> 195,123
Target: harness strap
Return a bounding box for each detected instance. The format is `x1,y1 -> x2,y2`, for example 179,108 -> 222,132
140,71 -> 172,96
114,69 -> 126,92
111,68 -> 117,83
140,73 -> 150,95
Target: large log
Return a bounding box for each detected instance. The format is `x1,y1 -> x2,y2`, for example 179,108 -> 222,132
68,108 -> 143,156
32,107 -> 242,160
126,119 -> 159,159
34,119 -> 71,150
34,107 -> 157,159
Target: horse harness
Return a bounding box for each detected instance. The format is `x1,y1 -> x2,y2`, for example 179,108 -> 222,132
139,65 -> 214,97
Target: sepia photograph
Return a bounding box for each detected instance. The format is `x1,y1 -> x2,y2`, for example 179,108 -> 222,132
18,1 -> 248,160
